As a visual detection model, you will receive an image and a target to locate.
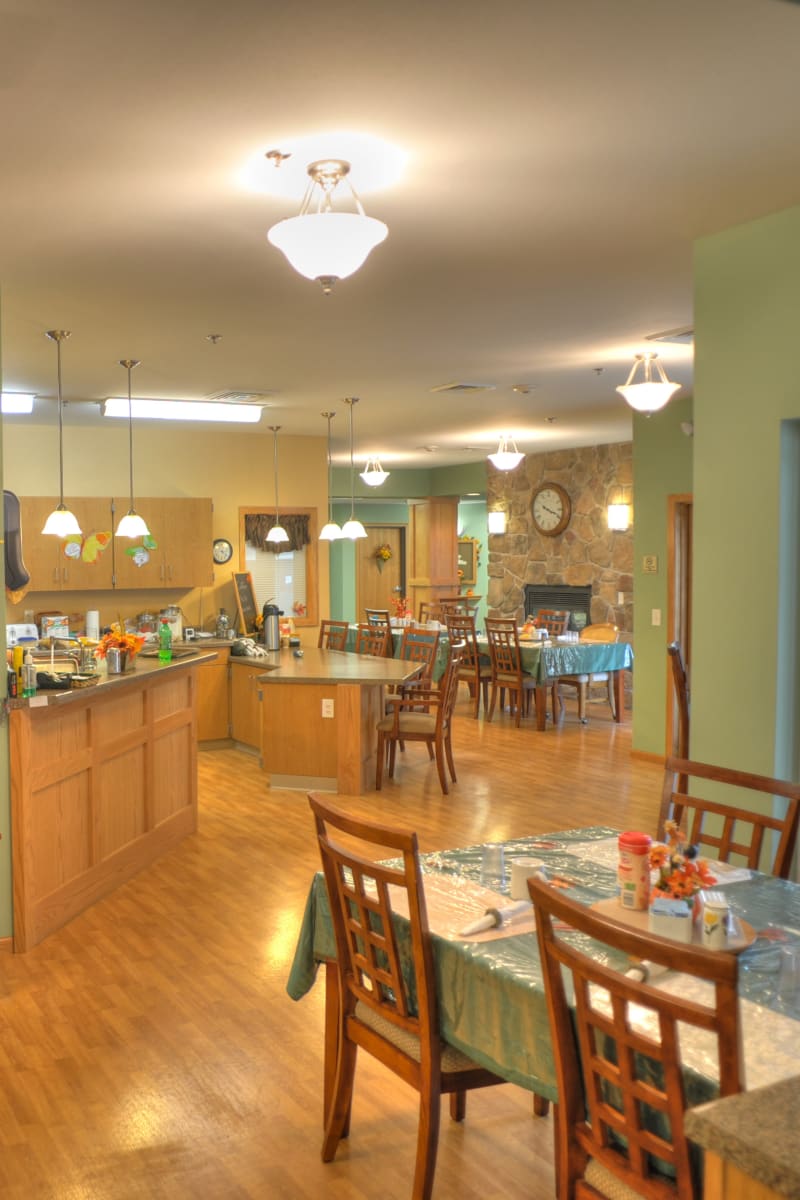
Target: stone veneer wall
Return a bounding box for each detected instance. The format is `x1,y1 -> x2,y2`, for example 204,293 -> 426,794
487,442 -> 634,632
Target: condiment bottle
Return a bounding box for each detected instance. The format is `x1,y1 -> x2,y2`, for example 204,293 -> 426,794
22,649 -> 37,699
158,618 -> 173,663
617,831 -> 652,910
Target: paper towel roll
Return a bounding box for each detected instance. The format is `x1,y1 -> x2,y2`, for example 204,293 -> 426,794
86,610 -> 100,640
509,856 -> 548,900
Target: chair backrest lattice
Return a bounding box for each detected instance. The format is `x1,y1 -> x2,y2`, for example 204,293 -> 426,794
437,642 -> 465,731
355,623 -> 391,658
537,608 -> 569,636
660,757 -> 800,879
444,613 -> 480,670
528,877 -> 743,1200
365,608 -> 391,628
396,626 -> 440,684
318,619 -> 349,651
485,617 -> 523,677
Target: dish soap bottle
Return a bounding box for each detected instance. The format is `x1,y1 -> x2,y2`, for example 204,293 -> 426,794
22,649 -> 37,698
158,618 -> 173,663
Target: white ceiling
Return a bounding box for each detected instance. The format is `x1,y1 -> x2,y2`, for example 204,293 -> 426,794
1,0 -> 800,466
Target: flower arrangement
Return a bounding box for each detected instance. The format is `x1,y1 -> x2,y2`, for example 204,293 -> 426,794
94,623 -> 145,661
374,543 -> 392,562
390,595 -> 412,619
649,819 -> 716,901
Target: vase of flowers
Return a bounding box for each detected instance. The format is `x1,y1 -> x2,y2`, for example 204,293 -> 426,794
95,624 -> 145,674
649,819 -> 717,903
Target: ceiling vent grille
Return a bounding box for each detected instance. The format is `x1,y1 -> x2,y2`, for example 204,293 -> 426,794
207,390 -> 275,404
430,381 -> 496,394
645,327 -> 694,346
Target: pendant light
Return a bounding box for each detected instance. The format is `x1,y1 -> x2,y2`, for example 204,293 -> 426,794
487,434 -> 525,471
114,359 -> 151,538
340,398 -> 367,540
267,159 -> 388,294
319,411 -> 343,541
42,330 -> 82,537
616,353 -> 681,414
359,457 -> 389,487
266,426 -> 289,544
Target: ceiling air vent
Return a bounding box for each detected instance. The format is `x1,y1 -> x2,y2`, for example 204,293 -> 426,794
207,390 -> 275,404
430,381 -> 496,394
645,327 -> 694,346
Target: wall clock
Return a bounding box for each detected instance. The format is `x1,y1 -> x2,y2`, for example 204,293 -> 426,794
213,538 -> 233,564
531,482 -> 571,537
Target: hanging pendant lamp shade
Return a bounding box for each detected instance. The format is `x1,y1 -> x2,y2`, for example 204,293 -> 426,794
115,359 -> 150,538
267,160 -> 388,294
267,426 -> 290,544
341,397 -> 367,539
616,353 -> 681,414
359,457 -> 389,487
319,411 -> 343,541
487,434 -> 525,471
42,330 -> 82,537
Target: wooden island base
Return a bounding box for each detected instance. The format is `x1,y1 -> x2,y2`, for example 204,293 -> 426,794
9,654 -> 213,952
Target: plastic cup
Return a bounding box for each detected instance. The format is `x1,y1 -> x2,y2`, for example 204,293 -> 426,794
480,843 -> 505,891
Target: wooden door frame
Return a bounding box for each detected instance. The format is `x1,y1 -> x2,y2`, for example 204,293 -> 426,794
666,493 -> 693,756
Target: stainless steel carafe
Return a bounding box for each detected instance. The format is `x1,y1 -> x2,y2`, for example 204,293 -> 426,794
263,603 -> 281,651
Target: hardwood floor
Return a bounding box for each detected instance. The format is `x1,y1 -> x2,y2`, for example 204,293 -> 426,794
0,694 -> 662,1199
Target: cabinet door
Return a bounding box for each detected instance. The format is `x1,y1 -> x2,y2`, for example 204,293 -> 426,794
18,497 -> 114,591
230,663 -> 263,749
196,650 -> 230,741
112,498 -> 214,589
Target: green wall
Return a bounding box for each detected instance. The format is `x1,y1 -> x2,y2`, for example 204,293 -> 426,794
692,204 -> 800,777
632,397 -> 694,755
0,293 -> 10,938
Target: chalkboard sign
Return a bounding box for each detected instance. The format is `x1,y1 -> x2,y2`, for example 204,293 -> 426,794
233,571 -> 258,634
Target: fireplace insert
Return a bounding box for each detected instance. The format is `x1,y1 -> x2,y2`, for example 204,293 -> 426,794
523,584 -> 593,631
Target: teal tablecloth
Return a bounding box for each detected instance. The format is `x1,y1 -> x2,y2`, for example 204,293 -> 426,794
287,826 -> 800,1100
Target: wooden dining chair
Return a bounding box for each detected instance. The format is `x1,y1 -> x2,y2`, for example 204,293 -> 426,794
317,619 -> 349,651
395,626 -> 441,688
445,612 -> 491,718
354,622 -> 391,658
660,756 -> 800,879
376,643 -> 465,793
437,597 -> 466,617
557,623 -> 620,723
418,600 -> 440,625
307,794 -> 506,1200
484,617 -> 537,726
528,876 -> 743,1200
364,608 -> 393,656
536,608 -> 570,636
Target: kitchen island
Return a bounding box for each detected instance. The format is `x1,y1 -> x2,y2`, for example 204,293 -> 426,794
8,650 -> 217,952
258,646 -> 424,794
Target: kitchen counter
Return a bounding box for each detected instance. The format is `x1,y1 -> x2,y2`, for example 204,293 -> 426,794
685,1075 -> 800,1198
7,648 -> 218,710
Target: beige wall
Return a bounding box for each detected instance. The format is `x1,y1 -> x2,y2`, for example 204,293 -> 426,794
2,423 -> 329,633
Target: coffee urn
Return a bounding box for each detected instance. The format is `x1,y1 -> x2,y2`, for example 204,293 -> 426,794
262,603 -> 281,651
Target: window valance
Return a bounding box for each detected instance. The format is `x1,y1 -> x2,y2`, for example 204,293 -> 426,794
245,513 -> 311,554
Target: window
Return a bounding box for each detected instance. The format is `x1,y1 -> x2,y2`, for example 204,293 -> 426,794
239,507 -> 318,627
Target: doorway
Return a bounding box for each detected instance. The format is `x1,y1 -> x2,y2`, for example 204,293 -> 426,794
356,526 -> 406,619
666,494 -> 693,756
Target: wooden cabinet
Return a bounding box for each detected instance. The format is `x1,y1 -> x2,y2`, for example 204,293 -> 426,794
112,498 -> 214,589
20,496 -> 115,591
230,661 -> 264,750
196,648 -> 230,741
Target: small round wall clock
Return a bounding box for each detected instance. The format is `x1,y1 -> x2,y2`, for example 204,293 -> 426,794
213,538 -> 233,564
531,482 -> 571,537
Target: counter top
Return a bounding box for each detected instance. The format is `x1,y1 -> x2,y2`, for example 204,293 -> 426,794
7,649 -> 218,710
255,645 -> 422,687
685,1074 -> 800,1197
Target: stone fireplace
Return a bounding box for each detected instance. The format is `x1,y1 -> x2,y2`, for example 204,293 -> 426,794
524,584 -> 593,631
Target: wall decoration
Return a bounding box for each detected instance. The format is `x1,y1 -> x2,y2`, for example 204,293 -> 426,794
457,537 -> 479,586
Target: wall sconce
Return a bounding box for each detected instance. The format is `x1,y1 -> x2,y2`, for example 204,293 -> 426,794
487,510 -> 507,534
607,487 -> 632,531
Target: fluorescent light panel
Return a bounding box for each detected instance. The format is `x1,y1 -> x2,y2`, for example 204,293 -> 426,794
1,392 -> 35,414
104,397 -> 263,423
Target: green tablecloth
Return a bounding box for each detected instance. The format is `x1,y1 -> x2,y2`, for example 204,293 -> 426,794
344,624 -> 450,681
287,826 -> 800,1099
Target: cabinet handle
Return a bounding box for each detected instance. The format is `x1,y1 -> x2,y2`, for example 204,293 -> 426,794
53,567 -> 59,585
62,566 -> 68,583
159,563 -> 165,582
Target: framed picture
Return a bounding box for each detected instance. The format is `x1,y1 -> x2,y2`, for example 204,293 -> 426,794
457,537 -> 478,586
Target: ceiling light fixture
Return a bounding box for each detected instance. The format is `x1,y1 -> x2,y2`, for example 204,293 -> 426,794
341,398 -> 367,540
115,359 -> 150,538
103,397 -> 263,423
616,353 -> 681,414
319,411 -> 343,541
1,392 -> 35,414
359,457 -> 389,487
267,159 -> 388,294
42,330 -> 82,538
487,435 -> 525,471
266,426 -> 289,544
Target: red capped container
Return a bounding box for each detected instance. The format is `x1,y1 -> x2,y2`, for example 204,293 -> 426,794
618,831 -> 652,910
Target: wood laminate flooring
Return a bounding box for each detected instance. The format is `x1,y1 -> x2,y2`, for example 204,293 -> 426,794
0,693 -> 662,1199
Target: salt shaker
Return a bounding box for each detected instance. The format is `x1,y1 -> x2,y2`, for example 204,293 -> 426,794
617,831 -> 652,910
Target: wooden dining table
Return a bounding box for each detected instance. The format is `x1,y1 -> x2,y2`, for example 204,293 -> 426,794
288,826 -> 800,1114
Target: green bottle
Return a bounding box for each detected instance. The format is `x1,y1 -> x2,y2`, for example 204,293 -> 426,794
158,619 -> 172,663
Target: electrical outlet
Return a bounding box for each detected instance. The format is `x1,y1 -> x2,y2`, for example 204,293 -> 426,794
617,591 -> 624,605
651,609 -> 662,627
321,698 -> 334,718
